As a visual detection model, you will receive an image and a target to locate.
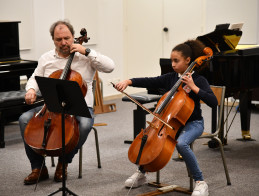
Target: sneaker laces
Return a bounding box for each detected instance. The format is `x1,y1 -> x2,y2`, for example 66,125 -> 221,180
196,182 -> 203,188
193,181 -> 207,193
126,171 -> 141,196
130,171 -> 142,179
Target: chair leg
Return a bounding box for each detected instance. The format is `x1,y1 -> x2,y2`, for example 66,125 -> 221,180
147,170 -> 161,187
189,143 -> 194,191
78,147 -> 83,179
78,127 -> 101,178
51,157 -> 55,167
156,170 -> 160,184
186,166 -> 194,192
214,136 -> 231,185
92,127 -> 101,168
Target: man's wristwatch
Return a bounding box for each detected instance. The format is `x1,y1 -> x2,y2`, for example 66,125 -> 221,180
85,48 -> 91,56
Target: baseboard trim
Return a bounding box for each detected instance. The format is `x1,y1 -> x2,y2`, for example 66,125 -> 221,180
103,94 -> 123,101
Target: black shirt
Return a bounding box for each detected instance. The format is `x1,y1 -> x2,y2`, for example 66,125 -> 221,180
130,72 -> 218,123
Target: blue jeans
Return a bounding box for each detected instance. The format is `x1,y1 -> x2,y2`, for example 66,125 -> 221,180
19,106 -> 94,170
176,119 -> 204,181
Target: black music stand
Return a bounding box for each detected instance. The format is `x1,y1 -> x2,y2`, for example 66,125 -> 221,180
35,76 -> 91,196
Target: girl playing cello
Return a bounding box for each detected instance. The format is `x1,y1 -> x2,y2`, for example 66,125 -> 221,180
114,39 -> 217,196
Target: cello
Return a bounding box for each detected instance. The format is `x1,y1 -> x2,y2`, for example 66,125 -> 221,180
114,47 -> 213,172
24,28 -> 90,157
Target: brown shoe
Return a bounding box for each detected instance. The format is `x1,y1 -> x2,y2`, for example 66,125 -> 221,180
54,162 -> 68,182
24,167 -> 49,185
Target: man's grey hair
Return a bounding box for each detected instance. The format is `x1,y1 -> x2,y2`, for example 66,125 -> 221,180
49,20 -> 75,39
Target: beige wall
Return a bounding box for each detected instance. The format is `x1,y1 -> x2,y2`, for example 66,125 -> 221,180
0,0 -> 258,98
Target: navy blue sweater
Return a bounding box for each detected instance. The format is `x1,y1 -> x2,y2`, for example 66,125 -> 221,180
131,72 -> 218,123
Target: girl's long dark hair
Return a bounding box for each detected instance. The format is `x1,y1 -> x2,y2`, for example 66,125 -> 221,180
172,39 -> 208,71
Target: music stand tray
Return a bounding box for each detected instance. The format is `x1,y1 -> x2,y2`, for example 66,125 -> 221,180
35,76 -> 91,196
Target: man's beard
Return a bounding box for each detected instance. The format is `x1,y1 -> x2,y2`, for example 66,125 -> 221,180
58,46 -> 70,56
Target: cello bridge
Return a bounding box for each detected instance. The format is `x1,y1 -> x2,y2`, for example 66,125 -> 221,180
146,121 -> 159,130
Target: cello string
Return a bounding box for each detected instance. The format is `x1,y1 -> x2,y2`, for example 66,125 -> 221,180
111,82 -> 174,130
155,47 -> 212,114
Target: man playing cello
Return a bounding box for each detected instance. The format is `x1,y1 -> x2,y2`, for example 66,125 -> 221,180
19,20 -> 115,185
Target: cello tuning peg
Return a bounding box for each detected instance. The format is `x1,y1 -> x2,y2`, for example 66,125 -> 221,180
80,28 -> 87,36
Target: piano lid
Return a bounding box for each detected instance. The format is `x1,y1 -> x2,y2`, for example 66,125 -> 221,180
0,21 -> 21,62
197,28 -> 242,54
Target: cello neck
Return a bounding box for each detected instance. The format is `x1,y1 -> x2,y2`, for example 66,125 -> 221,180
59,28 -> 90,81
59,52 -> 75,80
155,61 -> 196,114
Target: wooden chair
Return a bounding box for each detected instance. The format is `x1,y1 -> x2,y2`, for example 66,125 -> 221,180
148,85 -> 230,195
187,85 -> 231,190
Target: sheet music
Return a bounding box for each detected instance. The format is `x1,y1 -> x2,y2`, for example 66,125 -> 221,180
229,23 -> 244,31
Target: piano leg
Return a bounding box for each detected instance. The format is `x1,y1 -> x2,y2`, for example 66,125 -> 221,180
124,105 -> 149,144
0,111 -> 5,148
239,90 -> 252,140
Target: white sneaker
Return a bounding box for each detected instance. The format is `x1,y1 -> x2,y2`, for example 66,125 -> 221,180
125,170 -> 147,188
192,181 -> 209,196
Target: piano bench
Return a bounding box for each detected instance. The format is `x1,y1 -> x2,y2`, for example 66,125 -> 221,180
122,93 -> 161,143
0,90 -> 43,148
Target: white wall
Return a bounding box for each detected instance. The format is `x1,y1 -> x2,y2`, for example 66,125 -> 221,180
258,1 -> 259,43
0,0 -> 34,50
96,0 -> 124,97
1,0 -> 259,98
18,0 -> 124,98
205,0 -> 258,44
123,0 -> 259,96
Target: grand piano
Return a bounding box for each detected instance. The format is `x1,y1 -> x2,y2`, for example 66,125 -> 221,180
0,21 -> 38,147
197,25 -> 259,141
153,25 -> 259,142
